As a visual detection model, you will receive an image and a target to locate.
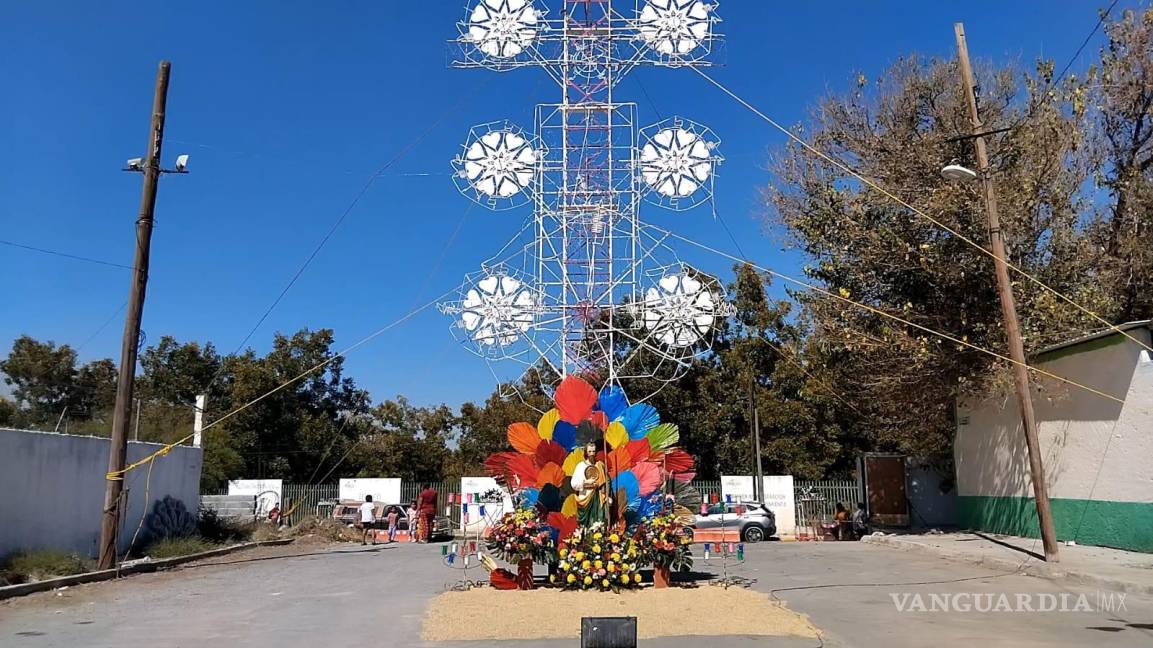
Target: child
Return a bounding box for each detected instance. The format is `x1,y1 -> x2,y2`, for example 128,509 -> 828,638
386,505 -> 400,543
406,501 -> 419,543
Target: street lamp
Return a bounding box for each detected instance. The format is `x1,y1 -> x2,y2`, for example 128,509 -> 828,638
940,163 -> 978,183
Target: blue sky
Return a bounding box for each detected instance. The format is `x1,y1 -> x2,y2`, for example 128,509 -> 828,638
0,1 -> 1123,408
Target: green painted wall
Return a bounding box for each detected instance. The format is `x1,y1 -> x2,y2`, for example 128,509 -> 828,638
958,496 -> 1153,553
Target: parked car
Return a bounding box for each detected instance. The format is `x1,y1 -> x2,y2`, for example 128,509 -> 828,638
690,501 -> 777,542
331,501 -> 452,540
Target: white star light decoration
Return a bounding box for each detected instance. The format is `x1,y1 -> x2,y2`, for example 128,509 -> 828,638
466,0 -> 541,59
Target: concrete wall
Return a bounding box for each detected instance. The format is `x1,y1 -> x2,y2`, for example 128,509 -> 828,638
0,428 -> 203,558
954,328 -> 1153,552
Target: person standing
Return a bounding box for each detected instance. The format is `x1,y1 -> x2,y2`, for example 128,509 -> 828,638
386,505 -> 400,543
418,483 -> 438,543
358,495 -> 376,546
406,501 -> 419,542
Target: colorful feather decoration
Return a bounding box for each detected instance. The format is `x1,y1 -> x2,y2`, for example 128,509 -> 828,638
604,421 -> 629,449
597,385 -> 629,421
645,422 -> 679,450
508,422 -> 541,455
536,462 -> 566,488
534,440 -> 568,468
552,420 -> 577,451
537,408 -> 559,441
555,376 -> 598,424
631,461 -> 662,497
620,403 -> 660,440
626,439 -> 652,465
547,512 -> 578,540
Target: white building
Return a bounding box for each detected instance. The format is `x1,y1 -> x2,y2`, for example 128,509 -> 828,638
954,322 -> 1153,553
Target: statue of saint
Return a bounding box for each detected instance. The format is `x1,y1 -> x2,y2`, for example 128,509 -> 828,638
570,440 -> 610,527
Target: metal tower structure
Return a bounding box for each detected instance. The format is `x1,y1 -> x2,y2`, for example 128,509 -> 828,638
441,0 -> 730,398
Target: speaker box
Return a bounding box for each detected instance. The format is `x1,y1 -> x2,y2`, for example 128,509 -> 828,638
581,616 -> 638,648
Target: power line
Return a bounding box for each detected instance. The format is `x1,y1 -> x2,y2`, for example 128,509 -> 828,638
690,65 -> 1153,359
106,285 -> 455,481
646,222 -> 1126,405
0,239 -> 133,270
200,78 -> 489,392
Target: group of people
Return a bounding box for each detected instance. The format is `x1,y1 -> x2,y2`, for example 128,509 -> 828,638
833,501 -> 872,540
355,484 -> 440,546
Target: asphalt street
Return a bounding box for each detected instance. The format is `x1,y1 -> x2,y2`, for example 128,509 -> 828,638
3,541 -> 1152,647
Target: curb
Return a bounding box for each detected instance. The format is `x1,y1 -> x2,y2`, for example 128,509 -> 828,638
0,538 -> 295,601
862,535 -> 1153,596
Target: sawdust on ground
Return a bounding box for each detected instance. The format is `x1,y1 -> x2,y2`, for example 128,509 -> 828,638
421,586 -> 820,641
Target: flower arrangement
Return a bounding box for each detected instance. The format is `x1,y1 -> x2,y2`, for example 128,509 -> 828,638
635,513 -> 694,572
485,508 -> 556,564
552,524 -> 644,591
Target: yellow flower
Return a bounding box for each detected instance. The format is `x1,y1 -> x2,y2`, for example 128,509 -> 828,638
567,574 -> 576,584
607,563 -> 616,573
592,544 -> 601,553
593,532 -> 603,540
633,573 -> 642,584
559,548 -> 568,557
627,549 -> 637,558
602,579 -> 610,588
611,552 -> 621,562
594,559 -> 603,570
583,576 -> 593,586
581,560 -> 591,570
549,574 -> 557,583
575,551 -> 585,561
609,533 -> 620,543
620,574 -> 630,585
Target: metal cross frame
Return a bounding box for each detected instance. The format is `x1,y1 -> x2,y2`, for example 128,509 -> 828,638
441,0 -> 731,399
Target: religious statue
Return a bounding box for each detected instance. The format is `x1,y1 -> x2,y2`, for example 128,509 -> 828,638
570,440 -> 610,527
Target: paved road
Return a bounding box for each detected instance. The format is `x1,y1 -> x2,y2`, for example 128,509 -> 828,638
3,541 -> 1152,647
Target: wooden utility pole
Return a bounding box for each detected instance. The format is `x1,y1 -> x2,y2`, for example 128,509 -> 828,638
98,61 -> 171,570
954,24 -> 1059,562
750,372 -> 764,503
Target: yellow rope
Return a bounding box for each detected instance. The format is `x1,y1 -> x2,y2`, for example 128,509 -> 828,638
105,290 -> 451,481
691,66 -> 1153,358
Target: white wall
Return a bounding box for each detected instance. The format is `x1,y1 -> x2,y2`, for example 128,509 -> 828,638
955,329 -> 1153,504
0,428 -> 203,558
460,476 -> 513,535
338,478 -> 401,505
719,475 -> 796,536
228,479 -> 283,518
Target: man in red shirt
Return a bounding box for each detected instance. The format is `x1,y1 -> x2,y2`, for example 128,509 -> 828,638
418,483 -> 438,543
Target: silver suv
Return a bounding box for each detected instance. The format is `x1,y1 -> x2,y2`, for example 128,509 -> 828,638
691,501 -> 777,542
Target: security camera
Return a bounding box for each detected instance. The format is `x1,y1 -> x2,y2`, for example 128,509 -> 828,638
174,154 -> 189,173
126,157 -> 143,171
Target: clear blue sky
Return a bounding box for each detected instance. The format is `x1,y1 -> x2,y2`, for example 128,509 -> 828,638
0,1 -> 1123,408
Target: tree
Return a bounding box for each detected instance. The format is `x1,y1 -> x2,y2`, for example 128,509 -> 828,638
0,336 -> 117,429
765,54 -> 1106,458
1086,8 -> 1153,322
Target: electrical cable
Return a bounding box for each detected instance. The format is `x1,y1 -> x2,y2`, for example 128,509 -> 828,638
105,286 -> 456,481
689,65 -> 1153,359
0,238 -> 134,270
645,222 -> 1126,405
200,77 -> 491,394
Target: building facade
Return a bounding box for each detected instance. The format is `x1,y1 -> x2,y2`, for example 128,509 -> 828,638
954,322 -> 1153,553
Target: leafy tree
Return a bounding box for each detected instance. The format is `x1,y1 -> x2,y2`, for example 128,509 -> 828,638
765,54 -> 1105,458
0,336 -> 117,429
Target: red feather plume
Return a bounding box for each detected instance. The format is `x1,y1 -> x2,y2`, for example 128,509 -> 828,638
659,448 -> 694,474
534,440 -> 568,468
626,439 -> 652,465
555,377 -> 598,424
490,568 -> 518,590
548,512 -> 579,541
